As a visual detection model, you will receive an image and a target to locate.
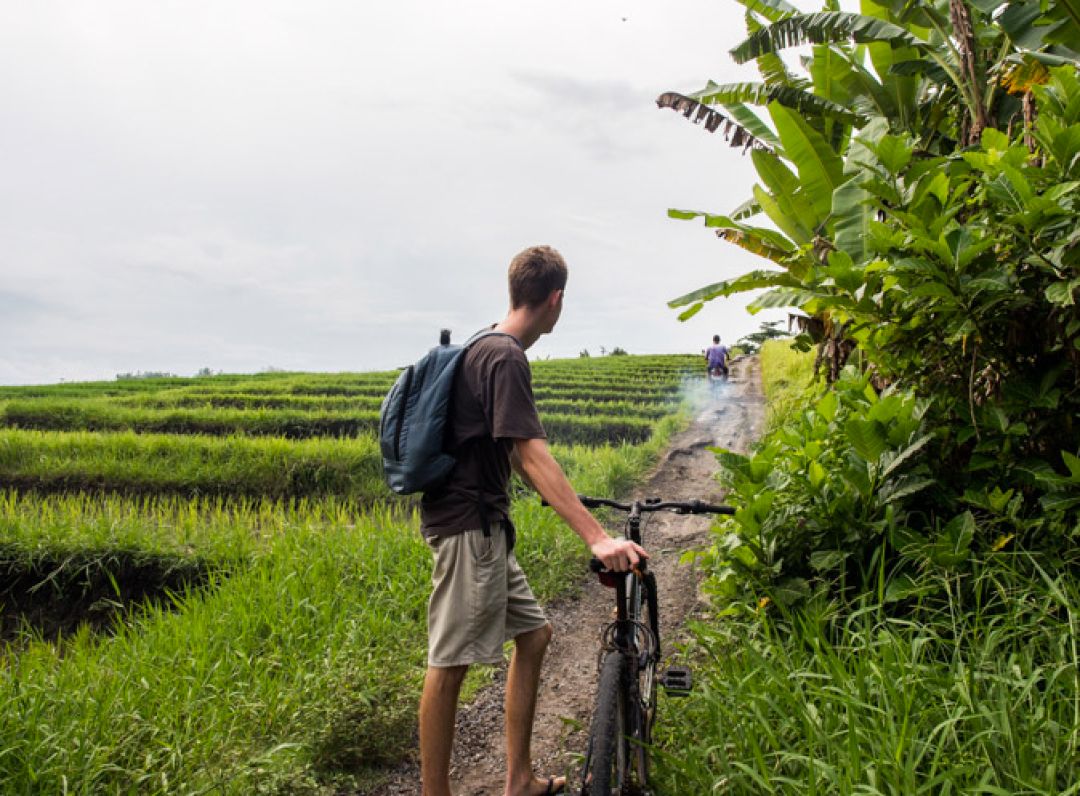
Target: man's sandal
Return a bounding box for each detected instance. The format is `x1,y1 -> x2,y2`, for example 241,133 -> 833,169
543,776 -> 566,795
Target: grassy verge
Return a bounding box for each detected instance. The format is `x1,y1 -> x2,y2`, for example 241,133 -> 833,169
759,338 -> 816,428
0,411 -> 657,473
654,560 -> 1080,794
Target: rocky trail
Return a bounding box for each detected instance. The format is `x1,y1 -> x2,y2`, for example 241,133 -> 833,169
368,356 -> 765,795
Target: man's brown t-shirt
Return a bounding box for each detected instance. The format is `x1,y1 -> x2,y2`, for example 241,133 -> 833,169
420,333 -> 546,538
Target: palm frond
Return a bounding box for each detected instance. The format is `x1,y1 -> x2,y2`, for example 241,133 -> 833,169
656,92 -> 776,152
669,269 -> 801,313
760,50 -> 811,88
732,0 -> 802,24
746,11 -> 811,89
731,12 -> 925,65
889,58 -> 951,84
689,80 -> 866,126
717,228 -> 798,262
725,103 -> 784,149
668,208 -> 797,260
729,197 -> 762,220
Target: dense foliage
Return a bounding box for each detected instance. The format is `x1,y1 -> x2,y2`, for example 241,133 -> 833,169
664,0 -> 1080,595
656,341 -> 1080,793
658,2 -> 1080,788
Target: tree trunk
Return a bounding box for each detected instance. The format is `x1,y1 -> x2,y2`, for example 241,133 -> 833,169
949,0 -> 988,146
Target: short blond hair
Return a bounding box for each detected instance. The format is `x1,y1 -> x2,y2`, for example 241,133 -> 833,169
508,245 -> 568,309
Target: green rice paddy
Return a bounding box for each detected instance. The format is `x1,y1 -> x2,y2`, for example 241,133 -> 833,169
0,354 -> 698,793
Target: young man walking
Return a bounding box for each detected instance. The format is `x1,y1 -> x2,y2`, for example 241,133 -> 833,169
418,245 -> 647,796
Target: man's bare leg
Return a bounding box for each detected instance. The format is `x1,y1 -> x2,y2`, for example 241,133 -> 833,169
420,664 -> 469,796
504,623 -> 564,796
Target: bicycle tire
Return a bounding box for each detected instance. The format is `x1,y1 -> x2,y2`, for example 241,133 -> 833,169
581,651 -> 628,795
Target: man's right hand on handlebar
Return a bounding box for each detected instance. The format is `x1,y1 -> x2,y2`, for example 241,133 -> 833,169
513,438 -> 651,568
590,535 -> 647,573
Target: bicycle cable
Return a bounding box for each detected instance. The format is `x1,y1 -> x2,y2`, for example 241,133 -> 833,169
597,619 -> 657,671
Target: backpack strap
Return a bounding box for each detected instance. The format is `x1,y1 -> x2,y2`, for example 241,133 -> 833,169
462,327 -> 522,350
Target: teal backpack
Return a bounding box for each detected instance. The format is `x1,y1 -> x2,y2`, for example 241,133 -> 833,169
378,329 -> 508,495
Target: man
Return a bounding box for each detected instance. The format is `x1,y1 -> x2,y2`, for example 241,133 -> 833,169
418,245 -> 647,796
705,334 -> 730,380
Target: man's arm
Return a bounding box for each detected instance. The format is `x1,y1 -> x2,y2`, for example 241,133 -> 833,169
512,437 -> 646,571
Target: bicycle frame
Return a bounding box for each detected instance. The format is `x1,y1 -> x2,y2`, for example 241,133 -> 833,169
604,504 -> 657,656
565,495 -> 734,795
587,504 -> 656,795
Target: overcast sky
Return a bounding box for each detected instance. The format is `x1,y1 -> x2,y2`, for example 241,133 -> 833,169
1,1 -> 789,385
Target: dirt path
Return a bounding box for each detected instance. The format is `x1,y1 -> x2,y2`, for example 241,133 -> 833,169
369,356 -> 764,796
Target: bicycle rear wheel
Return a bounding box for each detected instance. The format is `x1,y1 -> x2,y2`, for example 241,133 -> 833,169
581,651 -> 628,795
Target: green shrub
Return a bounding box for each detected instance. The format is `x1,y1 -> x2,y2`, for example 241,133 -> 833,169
704,367 -> 935,605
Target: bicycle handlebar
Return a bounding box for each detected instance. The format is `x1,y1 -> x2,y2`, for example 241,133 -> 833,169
539,495 -> 734,576
571,495 -> 735,516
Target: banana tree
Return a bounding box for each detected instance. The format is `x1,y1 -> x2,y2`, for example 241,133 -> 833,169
659,0 -> 1080,375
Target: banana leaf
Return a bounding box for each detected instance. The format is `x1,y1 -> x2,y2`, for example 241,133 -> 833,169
689,80 -> 864,126
656,92 -> 775,152
732,0 -> 801,24
730,12 -> 926,65
669,270 -> 803,322
769,102 -> 846,220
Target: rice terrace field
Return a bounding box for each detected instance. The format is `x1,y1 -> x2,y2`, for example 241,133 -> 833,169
0,353 -> 700,793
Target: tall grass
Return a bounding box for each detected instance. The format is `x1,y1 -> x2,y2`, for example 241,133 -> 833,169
654,559 -> 1080,794
0,411 -> 687,792
0,371 -> 397,400
0,429 -> 387,498
0,510 -> 431,794
0,403 -> 659,445
0,399 -> 383,438
0,492 -> 368,562
759,338 -> 817,428
111,393 -> 670,420
120,392 -> 386,411
0,355 -> 697,403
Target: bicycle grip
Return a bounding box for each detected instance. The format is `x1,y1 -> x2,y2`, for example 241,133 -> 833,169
589,557 -> 648,574
681,499 -> 735,515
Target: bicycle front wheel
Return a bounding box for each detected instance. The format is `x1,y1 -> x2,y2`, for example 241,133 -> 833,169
632,571 -> 660,787
581,651 -> 628,795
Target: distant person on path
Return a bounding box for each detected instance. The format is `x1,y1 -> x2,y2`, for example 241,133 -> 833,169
705,334 -> 730,381
418,245 -> 647,796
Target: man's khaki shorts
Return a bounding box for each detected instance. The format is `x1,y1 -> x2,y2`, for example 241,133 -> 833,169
425,523 -> 549,668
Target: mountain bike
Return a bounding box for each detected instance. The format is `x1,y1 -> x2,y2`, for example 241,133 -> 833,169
559,495 -> 734,795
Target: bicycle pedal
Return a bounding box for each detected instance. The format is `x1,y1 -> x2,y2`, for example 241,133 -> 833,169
659,666 -> 693,696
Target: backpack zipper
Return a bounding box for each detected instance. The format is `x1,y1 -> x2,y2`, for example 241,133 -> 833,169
394,365 -> 414,460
